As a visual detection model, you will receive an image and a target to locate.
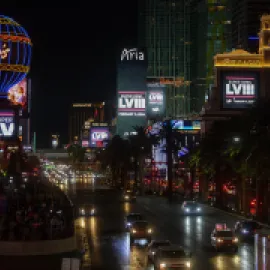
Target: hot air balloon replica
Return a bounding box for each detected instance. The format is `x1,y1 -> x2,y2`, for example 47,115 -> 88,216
0,15 -> 32,164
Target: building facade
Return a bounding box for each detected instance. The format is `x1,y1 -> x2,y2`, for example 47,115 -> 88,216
68,103 -> 105,143
201,15 -> 270,134
138,0 -> 193,117
232,0 -> 270,53
138,0 -> 232,116
192,0 -> 232,113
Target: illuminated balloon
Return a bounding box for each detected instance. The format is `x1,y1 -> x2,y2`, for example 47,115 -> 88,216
0,15 -> 32,94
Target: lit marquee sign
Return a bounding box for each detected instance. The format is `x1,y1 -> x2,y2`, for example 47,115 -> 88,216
90,127 -> 110,148
121,48 -> 144,61
118,91 -> 146,116
0,111 -> 15,137
0,43 -> 10,60
221,72 -> 259,109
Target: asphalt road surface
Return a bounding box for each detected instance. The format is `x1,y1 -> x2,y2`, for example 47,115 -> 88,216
75,189 -> 254,270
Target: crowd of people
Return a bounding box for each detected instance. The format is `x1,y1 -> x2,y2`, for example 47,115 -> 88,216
0,177 -> 74,241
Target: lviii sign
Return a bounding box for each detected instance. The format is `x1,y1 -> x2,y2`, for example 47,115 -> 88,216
118,91 -> 146,116
223,75 -> 258,108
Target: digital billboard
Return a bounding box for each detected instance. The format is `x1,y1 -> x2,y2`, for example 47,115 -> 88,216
7,78 -> 29,117
147,83 -> 166,118
90,127 -> 109,148
0,110 -> 16,137
116,47 -> 147,137
221,71 -> 259,109
171,120 -> 201,131
118,91 -> 146,117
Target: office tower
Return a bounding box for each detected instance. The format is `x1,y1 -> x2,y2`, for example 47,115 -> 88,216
138,0 -> 193,117
232,0 -> 270,53
192,0 -> 232,112
68,102 -> 105,142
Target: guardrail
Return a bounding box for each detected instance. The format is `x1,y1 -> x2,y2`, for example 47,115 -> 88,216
0,235 -> 77,256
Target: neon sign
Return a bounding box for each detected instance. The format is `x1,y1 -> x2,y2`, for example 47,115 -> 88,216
121,48 -> 144,61
0,111 -> 15,137
0,43 -> 10,60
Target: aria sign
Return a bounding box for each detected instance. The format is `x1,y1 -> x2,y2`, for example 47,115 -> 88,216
0,111 -> 15,137
121,48 -> 144,61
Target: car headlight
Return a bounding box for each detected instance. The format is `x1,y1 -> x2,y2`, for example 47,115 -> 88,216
151,251 -> 155,255
217,238 -> 223,243
241,229 -> 249,234
132,229 -> 136,233
160,263 -> 166,268
197,207 -> 201,211
185,208 -> 190,212
186,261 -> 191,268
233,237 -> 239,243
125,195 -> 129,199
127,222 -> 131,226
148,228 -> 152,233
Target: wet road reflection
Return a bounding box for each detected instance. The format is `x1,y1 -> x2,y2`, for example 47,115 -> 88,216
74,192 -> 255,270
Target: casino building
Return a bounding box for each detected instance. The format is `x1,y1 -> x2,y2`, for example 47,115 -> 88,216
201,14 -> 270,134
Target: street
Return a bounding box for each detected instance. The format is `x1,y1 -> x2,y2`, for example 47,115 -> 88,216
75,189 -> 254,270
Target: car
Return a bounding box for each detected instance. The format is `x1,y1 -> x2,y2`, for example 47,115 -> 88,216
181,201 -> 202,214
125,213 -> 143,229
153,245 -> 192,269
211,223 -> 238,252
78,205 -> 96,216
123,190 -> 136,202
129,220 -> 153,245
234,220 -> 262,240
147,240 -> 172,262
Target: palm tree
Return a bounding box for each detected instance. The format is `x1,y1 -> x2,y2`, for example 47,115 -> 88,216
190,99 -> 270,220
67,144 -> 86,166
100,135 -> 131,188
129,126 -> 157,193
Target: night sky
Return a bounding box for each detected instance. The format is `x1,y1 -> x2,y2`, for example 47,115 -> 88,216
0,4 -> 137,147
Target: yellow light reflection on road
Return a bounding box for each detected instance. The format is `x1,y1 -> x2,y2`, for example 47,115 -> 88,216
124,203 -> 130,214
234,255 -> 240,265
90,216 -> 98,247
81,218 -> 86,229
216,256 -> 224,269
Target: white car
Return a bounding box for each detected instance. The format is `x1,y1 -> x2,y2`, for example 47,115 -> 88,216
181,201 -> 201,214
154,246 -> 192,269
147,240 -> 171,262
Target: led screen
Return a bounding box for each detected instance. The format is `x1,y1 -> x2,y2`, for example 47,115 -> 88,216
147,83 -> 166,118
116,47 -> 147,137
90,127 -> 109,148
221,71 -> 259,109
118,91 -> 146,117
0,110 -> 15,137
7,78 -> 29,117
171,120 -> 201,130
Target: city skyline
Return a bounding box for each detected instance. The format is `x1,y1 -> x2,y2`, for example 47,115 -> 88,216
0,5 -> 137,147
